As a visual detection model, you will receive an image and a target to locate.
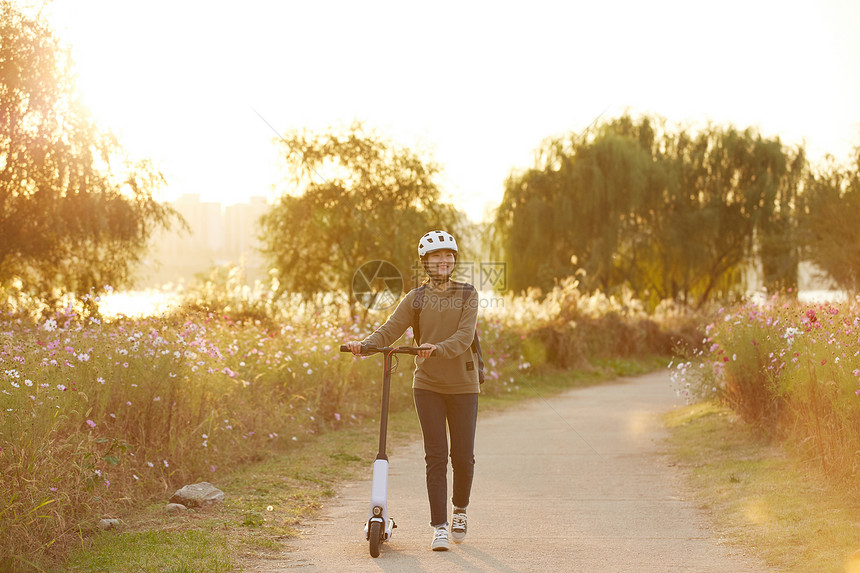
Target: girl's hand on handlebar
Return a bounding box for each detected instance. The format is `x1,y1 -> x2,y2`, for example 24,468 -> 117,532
345,341 -> 363,355
417,343 -> 437,359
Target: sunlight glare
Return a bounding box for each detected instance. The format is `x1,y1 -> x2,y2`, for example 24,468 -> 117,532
844,549 -> 860,573
100,290 -> 180,319
742,498 -> 771,525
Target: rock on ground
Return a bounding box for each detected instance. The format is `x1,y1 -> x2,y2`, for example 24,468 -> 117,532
169,482 -> 225,508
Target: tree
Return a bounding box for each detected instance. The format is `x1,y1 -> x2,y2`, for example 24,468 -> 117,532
259,123 -> 461,301
495,116 -> 660,294
799,148 -> 860,294
647,125 -> 805,307
494,114 -> 806,308
0,1 -> 181,307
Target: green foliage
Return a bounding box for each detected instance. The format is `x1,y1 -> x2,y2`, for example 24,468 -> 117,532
0,1 -> 182,308
654,124 -> 803,305
799,148 -> 860,294
63,529 -> 232,573
495,114 -> 806,308
259,123 -> 462,299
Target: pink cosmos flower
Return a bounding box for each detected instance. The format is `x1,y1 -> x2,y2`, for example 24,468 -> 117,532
86,420 -> 96,429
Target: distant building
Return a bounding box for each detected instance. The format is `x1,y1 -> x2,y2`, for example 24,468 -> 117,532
138,194 -> 270,288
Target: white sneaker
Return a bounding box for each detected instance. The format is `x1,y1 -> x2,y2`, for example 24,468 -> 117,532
451,509 -> 467,543
431,526 -> 450,551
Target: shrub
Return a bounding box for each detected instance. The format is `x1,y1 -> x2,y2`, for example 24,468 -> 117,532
676,295 -> 860,479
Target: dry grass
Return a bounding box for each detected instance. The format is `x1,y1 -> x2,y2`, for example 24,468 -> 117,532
665,401 -> 860,572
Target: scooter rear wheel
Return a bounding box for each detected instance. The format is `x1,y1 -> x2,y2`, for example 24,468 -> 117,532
369,521 -> 382,557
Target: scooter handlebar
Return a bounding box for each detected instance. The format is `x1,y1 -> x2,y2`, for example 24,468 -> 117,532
339,344 -> 436,356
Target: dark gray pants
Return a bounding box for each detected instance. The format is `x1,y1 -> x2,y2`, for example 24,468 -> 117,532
413,388 -> 479,527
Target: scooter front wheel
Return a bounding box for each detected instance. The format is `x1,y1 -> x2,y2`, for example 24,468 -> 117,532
369,521 -> 382,557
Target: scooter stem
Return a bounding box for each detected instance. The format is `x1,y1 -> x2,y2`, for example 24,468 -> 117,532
376,350 -> 392,460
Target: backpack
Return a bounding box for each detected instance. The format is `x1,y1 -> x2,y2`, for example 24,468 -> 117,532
411,283 -> 485,384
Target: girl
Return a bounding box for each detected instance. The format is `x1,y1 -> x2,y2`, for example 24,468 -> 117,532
345,230 -> 480,551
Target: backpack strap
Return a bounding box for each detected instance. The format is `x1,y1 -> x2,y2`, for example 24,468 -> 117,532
411,284 -> 426,346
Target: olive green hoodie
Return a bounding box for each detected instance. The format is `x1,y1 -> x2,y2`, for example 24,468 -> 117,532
362,281 -> 480,394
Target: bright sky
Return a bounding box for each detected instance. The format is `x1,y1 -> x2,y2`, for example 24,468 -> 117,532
48,0 -> 860,222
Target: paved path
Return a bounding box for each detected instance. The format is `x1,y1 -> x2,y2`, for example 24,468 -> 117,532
248,372 -> 769,572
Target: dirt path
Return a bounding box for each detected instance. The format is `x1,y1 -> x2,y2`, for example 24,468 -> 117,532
245,371 -> 769,572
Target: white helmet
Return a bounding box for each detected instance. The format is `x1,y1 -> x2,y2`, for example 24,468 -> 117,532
418,230 -> 458,257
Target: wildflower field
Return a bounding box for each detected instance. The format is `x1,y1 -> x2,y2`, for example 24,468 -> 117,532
674,294 -> 860,481
1,279 -> 687,570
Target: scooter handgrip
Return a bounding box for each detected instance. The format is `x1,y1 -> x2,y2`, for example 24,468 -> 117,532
340,344 -> 378,354
403,347 -> 437,356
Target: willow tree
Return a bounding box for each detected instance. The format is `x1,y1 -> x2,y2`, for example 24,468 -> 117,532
0,1 -> 181,307
494,115 -> 663,294
259,123 -> 461,300
646,125 -> 805,306
799,148 -> 860,293
494,114 -> 806,308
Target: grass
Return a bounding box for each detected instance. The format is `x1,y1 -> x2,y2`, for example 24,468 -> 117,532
57,358 -> 664,572
664,401 -> 860,572
65,529 -> 232,573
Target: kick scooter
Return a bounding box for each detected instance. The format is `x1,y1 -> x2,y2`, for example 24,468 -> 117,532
340,343 -> 434,558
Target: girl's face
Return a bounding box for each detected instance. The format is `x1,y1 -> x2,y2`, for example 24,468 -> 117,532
425,249 -> 455,279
